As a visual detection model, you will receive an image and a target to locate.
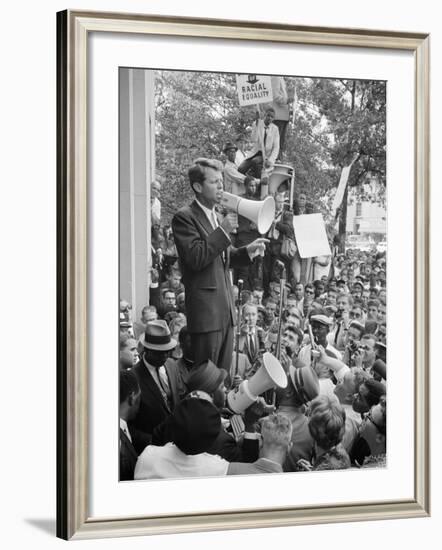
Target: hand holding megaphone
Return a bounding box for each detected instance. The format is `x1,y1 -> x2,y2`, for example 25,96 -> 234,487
221,212 -> 239,234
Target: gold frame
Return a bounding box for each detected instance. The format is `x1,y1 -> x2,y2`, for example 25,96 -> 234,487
56,9 -> 430,540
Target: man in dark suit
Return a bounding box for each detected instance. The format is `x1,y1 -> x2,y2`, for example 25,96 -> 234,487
172,158 -> 268,374
130,320 -> 182,447
119,369 -> 143,481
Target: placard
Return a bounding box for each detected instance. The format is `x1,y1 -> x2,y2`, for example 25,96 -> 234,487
293,213 -> 331,258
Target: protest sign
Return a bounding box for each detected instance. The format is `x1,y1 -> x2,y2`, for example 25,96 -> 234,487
236,74 -> 273,106
292,213 -> 331,258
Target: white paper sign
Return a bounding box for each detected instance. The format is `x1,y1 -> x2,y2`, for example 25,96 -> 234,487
236,74 -> 273,106
293,213 -> 331,258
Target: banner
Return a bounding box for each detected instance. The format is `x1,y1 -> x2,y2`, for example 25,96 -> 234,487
236,74 -> 273,106
331,159 -> 356,215
292,213 -> 331,259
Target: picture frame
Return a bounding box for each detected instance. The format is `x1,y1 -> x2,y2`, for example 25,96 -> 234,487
56,9 -> 430,541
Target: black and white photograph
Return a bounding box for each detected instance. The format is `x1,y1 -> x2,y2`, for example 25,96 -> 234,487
118,68 -> 387,482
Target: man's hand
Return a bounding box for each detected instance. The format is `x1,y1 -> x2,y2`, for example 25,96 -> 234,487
221,212 -> 239,234
296,458 -> 313,471
353,347 -> 364,368
264,159 -> 272,169
279,348 -> 291,373
150,267 -> 159,284
246,238 -> 269,259
244,397 -> 275,431
231,374 -> 242,389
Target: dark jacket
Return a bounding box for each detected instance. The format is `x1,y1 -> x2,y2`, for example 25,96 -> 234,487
172,200 -> 250,334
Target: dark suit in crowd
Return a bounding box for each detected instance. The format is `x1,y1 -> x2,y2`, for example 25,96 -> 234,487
119,428 -> 139,481
130,359 -> 182,442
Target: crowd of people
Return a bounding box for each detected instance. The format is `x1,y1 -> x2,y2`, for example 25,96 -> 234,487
119,103 -> 387,482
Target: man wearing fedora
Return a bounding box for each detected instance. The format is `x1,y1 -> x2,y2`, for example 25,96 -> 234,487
131,320 -> 182,441
223,141 -> 247,196
172,158 -> 268,375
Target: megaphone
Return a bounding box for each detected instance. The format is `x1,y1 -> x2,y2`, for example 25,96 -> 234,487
220,192 -> 275,234
268,164 -> 294,196
227,352 -> 287,414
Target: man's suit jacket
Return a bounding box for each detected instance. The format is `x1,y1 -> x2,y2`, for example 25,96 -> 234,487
238,327 -> 265,367
228,457 -> 283,475
172,200 -> 250,334
246,120 -> 280,165
131,359 -> 182,436
119,428 -> 139,481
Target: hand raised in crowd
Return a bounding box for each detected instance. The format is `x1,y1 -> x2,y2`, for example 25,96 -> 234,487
279,348 -> 292,373
221,212 -> 239,234
150,266 -> 159,284
231,374 -> 242,389
352,347 -> 364,368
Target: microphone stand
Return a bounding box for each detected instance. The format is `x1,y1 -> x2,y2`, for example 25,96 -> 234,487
233,279 -> 244,383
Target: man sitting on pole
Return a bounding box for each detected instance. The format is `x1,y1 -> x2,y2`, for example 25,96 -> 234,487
238,107 -> 280,180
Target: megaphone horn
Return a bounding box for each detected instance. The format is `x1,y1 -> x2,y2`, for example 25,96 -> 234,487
248,352 -> 288,396
226,352 -> 287,414
220,192 -> 275,234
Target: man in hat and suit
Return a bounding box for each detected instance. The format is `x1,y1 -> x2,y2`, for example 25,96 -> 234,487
130,320 -> 182,446
119,369 -> 144,481
172,158 -> 268,375
223,141 -> 247,196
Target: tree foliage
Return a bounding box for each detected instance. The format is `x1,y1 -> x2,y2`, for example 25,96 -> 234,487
154,70 -> 386,227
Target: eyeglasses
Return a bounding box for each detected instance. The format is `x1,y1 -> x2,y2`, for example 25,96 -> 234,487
305,290 -> 314,294
350,311 -> 362,318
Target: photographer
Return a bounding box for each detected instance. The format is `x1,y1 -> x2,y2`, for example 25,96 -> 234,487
342,320 -> 365,367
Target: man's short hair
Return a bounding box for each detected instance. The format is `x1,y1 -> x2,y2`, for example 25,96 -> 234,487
242,302 -> 258,314
188,158 -> 222,193
284,324 -> 304,345
264,106 -> 276,115
362,379 -> 386,408
119,332 -> 132,351
162,288 -> 176,298
308,395 -> 346,450
141,305 -> 157,316
362,333 -> 376,346
367,299 -> 380,309
119,369 -> 139,404
260,413 -> 292,449
349,320 -> 365,336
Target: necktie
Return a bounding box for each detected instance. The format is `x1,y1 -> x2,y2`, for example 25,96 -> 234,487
334,321 -> 342,345
264,126 -> 268,146
212,210 -> 226,263
157,366 -> 171,399
211,210 -> 218,229
249,333 -> 256,357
